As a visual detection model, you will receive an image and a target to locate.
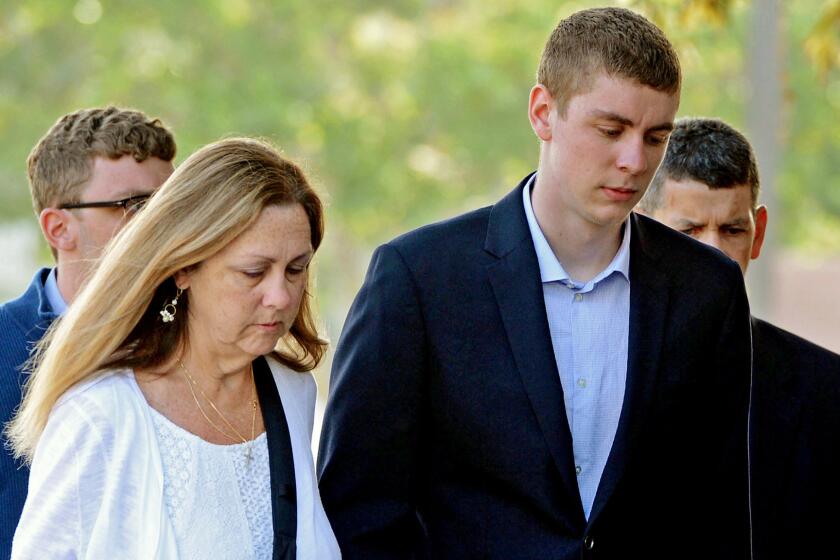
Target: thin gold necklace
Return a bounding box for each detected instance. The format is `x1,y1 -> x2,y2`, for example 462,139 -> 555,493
177,358 -> 259,464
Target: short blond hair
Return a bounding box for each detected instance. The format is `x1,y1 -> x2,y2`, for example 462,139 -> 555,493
27,106 -> 176,214
537,7 -> 681,114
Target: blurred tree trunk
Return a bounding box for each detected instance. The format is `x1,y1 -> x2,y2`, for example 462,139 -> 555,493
746,0 -> 782,319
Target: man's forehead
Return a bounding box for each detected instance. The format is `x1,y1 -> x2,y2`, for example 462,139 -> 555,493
84,154 -> 173,197
563,72 -> 680,119
660,178 -> 754,218
663,178 -> 750,200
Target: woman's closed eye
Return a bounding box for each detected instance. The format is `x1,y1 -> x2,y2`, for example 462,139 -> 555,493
286,264 -> 308,278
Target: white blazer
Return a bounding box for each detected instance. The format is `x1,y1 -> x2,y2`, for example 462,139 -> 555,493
12,357 -> 340,559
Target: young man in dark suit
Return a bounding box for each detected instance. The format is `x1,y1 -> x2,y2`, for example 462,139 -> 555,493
318,8 -> 752,559
0,107 -> 175,558
639,116 -> 840,560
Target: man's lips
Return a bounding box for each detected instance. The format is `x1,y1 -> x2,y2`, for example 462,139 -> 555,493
601,186 -> 638,202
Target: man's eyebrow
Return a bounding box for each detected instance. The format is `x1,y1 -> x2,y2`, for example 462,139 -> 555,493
589,110 -> 674,133
111,188 -> 154,200
648,122 -> 675,134
590,110 -> 633,126
673,218 -> 702,228
721,217 -> 752,228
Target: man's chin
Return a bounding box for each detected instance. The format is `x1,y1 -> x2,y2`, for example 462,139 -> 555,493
589,205 -> 634,229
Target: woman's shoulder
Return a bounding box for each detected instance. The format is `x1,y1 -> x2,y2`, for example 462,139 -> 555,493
37,369 -> 149,462
53,368 -> 142,420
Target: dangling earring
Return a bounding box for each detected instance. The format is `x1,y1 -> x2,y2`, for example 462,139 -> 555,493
160,288 -> 184,323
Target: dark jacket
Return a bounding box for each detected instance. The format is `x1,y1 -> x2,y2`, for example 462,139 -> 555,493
318,177 -> 752,559
750,316 -> 840,560
0,268 -> 58,559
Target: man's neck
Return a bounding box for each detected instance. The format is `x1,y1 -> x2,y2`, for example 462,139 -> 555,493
55,261 -> 82,306
531,182 -> 625,284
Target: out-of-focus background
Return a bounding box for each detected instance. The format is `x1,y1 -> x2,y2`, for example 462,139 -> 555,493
1,0 -> 839,420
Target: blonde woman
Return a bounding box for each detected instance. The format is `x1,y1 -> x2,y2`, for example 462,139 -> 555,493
7,138 -> 341,559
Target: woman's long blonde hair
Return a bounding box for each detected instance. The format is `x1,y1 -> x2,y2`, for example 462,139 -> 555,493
6,137 -> 326,462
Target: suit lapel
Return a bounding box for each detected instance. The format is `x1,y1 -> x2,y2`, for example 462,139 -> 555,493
589,213 -> 670,523
485,177 -> 585,521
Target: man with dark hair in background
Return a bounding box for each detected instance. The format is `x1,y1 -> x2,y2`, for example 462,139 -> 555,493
319,8 -> 751,559
638,116 -> 840,560
0,106 -> 176,558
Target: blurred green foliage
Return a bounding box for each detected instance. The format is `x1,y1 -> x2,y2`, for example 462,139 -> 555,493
1,0 -> 839,323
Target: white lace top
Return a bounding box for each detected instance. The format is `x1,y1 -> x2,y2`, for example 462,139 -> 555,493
150,407 -> 273,559
12,360 -> 341,560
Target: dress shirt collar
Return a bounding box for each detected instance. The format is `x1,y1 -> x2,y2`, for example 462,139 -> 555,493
44,267 -> 68,316
522,174 -> 631,289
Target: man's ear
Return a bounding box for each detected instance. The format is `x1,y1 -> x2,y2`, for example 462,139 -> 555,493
528,84 -> 555,142
39,208 -> 77,253
751,205 -> 768,260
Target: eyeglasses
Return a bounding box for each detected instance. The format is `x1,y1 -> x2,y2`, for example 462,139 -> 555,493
59,193 -> 152,216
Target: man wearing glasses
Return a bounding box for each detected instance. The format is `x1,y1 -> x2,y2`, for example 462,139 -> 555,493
0,106 -> 176,558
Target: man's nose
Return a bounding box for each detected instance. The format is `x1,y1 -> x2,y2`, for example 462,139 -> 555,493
616,139 -> 648,175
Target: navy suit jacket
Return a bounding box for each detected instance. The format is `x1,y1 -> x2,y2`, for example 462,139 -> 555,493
0,269 -> 58,559
318,177 -> 752,559
750,317 -> 840,560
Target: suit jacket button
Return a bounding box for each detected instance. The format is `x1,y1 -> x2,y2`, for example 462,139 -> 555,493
584,535 -> 595,550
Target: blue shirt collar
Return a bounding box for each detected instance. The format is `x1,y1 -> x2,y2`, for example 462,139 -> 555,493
44,267 -> 68,316
522,174 -> 631,289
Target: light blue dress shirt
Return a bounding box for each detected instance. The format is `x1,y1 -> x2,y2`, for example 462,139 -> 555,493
44,268 -> 68,316
522,176 -> 631,519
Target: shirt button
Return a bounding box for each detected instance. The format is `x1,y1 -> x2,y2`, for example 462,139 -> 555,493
577,377 -> 587,388
574,293 -> 583,302
575,465 -> 582,475
584,535 -> 595,550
